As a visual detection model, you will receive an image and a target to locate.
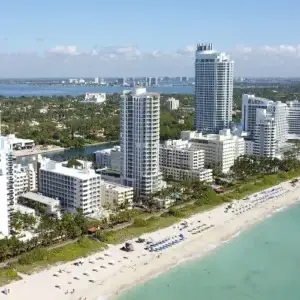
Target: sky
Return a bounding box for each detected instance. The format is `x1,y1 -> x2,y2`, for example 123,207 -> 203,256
0,0 -> 300,78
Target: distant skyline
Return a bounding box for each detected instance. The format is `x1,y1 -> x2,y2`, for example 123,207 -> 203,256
1,0 -> 300,77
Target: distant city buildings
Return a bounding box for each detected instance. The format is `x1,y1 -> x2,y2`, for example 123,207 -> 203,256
120,87 -> 164,199
195,43 -> 234,133
82,93 -> 106,104
166,97 -> 180,110
146,77 -> 158,87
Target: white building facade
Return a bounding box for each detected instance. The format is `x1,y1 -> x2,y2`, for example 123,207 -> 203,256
0,137 -> 14,237
195,43 -> 234,133
83,93 -> 106,104
253,109 -> 277,157
94,146 -> 121,171
13,164 -> 37,199
166,97 -> 179,110
120,88 -> 163,199
101,181 -> 133,209
287,100 -> 300,135
241,94 -> 287,150
181,129 -> 245,174
39,158 -> 101,216
159,139 -> 213,182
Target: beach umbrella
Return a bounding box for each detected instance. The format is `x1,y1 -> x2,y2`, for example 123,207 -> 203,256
109,260 -> 115,265
105,251 -> 111,256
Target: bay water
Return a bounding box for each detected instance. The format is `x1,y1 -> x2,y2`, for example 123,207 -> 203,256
118,204 -> 300,300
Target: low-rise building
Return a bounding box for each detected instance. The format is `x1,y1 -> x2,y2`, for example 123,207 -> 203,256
19,192 -> 60,216
3,134 -> 34,150
181,129 -> 245,174
101,181 -> 133,209
160,166 -> 213,182
160,139 -> 213,182
82,93 -> 106,104
38,157 -> 101,216
153,197 -> 176,209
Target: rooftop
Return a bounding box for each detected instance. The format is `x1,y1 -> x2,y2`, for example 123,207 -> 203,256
102,180 -> 133,192
40,160 -> 101,180
21,191 -> 60,206
4,134 -> 34,144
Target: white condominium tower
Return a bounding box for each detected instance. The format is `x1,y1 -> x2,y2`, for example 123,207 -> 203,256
253,109 -> 276,157
286,100 -> 300,135
242,94 -> 287,147
120,87 -> 163,199
0,137 -> 14,237
195,43 -> 234,133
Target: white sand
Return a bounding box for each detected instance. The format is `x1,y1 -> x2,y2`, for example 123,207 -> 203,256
1,180 -> 300,300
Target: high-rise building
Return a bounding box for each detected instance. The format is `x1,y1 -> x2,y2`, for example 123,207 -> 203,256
0,137 -> 14,237
287,100 -> 300,135
253,109 -> 276,157
242,94 -> 287,148
120,88 -> 163,199
195,43 -> 234,133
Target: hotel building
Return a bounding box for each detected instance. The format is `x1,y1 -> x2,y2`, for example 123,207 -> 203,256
195,43 -> 234,133
241,94 -> 287,149
160,139 -> 213,182
39,158 -> 101,215
181,129 -> 245,174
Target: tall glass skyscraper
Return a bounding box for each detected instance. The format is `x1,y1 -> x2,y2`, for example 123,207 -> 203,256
195,43 -> 234,133
120,87 -> 163,199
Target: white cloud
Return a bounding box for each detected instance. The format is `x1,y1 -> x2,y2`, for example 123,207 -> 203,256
234,45 -> 253,54
48,45 -> 79,55
1,44 -> 300,77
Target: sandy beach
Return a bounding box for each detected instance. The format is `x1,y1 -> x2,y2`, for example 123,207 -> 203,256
1,180 -> 300,300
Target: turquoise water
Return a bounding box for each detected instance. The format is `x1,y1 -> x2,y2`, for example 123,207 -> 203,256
119,204 -> 300,300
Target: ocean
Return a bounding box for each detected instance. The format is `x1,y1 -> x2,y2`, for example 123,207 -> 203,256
0,84 -> 194,96
118,204 -> 300,300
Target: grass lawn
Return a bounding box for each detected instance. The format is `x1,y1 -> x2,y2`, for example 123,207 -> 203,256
0,268 -> 21,287
101,215 -> 180,245
12,237 -> 107,275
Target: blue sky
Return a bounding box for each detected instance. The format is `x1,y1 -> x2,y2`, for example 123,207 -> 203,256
0,0 -> 299,77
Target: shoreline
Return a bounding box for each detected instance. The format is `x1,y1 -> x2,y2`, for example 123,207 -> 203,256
109,193 -> 299,300
1,180 -> 299,300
